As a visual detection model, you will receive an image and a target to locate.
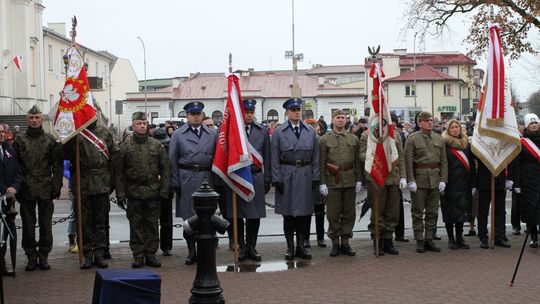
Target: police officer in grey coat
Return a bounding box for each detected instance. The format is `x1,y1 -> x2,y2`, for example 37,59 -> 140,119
226,99 -> 271,262
169,101 -> 218,265
271,98 -> 320,260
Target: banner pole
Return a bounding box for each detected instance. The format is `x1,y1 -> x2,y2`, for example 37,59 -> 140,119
75,137 -> 84,266
490,175 -> 495,249
374,185 -> 380,258
232,192 -> 239,264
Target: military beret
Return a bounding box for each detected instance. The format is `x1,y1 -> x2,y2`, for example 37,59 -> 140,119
332,109 -> 346,118
417,111 -> 432,122
28,105 -> 42,114
243,99 -> 257,110
283,98 -> 303,110
184,101 -> 204,113
132,111 -> 147,121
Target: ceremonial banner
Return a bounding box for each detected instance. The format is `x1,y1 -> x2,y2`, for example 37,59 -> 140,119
3,55 -> 23,71
53,47 -> 97,143
365,62 -> 398,187
212,74 -> 256,202
471,25 -> 521,176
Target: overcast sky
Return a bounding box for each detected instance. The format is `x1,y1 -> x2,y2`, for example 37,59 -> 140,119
42,0 -> 539,101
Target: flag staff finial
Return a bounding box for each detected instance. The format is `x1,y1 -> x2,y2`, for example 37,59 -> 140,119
228,53 -> 233,74
70,16 -> 78,47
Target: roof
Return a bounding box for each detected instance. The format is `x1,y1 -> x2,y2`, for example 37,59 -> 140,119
363,52 -> 476,68
306,65 -> 364,75
43,27 -> 115,62
385,65 -> 463,82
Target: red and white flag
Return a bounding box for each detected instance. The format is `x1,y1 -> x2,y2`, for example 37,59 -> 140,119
471,24 -> 521,176
212,74 -> 256,202
3,55 -> 23,71
365,62 -> 398,187
53,47 -> 97,144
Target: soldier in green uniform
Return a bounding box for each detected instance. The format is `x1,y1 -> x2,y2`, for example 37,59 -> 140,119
404,111 -> 448,253
360,114 -> 407,255
63,120 -> 119,269
14,105 -> 63,271
116,112 -> 170,268
319,110 -> 363,257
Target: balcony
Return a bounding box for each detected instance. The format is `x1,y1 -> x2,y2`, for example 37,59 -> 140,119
87,77 -> 103,91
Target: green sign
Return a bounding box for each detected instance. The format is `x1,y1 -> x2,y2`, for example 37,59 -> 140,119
437,106 -> 457,112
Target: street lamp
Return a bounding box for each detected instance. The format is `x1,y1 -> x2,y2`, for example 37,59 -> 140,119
137,36 -> 147,114
413,32 -> 417,109
285,0 -> 303,114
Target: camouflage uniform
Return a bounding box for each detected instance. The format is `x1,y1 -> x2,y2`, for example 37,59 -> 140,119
14,126 -> 63,267
63,123 -> 118,265
116,132 -> 170,261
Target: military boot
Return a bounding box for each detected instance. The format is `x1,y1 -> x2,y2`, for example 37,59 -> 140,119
236,222 -> 248,262
246,220 -> 262,262
184,232 -> 197,265
329,239 -> 340,257
284,232 -> 295,260
530,233 -> 539,249
38,254 -> 51,270
416,240 -> 425,253
383,239 -> 399,255
103,248 -> 112,260
295,233 -> 312,260
340,238 -> 356,256
25,255 -> 38,271
68,234 -> 77,252
455,224 -> 470,249
132,255 -> 144,268
94,255 -> 109,269
373,239 -> 384,256
315,211 -> 326,248
81,253 -> 94,269
446,223 -> 457,250
144,255 -> 161,268
1,246 -> 14,276
424,239 -> 441,252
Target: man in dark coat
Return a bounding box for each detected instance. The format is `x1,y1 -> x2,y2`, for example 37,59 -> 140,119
271,98 -> 320,260
153,128 -> 173,256
226,99 -> 271,261
14,105 -> 63,271
0,124 -> 22,276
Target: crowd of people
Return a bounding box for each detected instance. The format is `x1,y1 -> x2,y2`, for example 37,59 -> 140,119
1,99 -> 539,276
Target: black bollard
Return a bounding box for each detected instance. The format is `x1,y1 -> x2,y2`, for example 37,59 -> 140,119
184,180 -> 229,304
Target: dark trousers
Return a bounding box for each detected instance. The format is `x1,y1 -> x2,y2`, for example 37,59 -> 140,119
395,190 -> 405,238
127,198 -> 160,257
19,198 -> 54,257
478,190 -> 507,241
283,215 -> 309,237
81,193 -> 110,257
159,194 -> 173,251
511,192 -> 521,230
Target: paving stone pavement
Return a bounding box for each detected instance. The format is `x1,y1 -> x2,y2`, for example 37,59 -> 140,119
3,233 -> 540,303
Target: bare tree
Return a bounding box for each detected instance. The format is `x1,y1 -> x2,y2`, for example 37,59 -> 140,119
526,89 -> 540,114
403,0 -> 540,60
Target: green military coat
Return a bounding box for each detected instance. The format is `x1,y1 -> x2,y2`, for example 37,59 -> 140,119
404,131 -> 448,189
319,130 -> 363,189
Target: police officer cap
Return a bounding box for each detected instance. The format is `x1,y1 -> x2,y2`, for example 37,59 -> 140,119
243,99 -> 257,110
132,111 -> 147,121
417,111 -> 432,122
28,105 -> 41,114
332,109 -> 346,118
184,101 -> 204,113
283,98 -> 303,110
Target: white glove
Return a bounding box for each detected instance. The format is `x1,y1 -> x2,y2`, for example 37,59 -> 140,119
408,182 -> 417,192
505,180 -> 514,191
319,184 -> 328,196
471,188 -> 477,196
399,178 -> 408,189
355,182 -> 362,193
438,182 -> 446,193
514,187 -> 521,194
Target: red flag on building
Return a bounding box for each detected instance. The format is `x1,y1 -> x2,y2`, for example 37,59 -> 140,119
212,74 -> 256,202
53,47 -> 97,144
3,55 -> 23,71
365,62 -> 398,187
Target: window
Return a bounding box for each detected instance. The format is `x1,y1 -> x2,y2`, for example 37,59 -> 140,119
212,110 -> 223,123
60,49 -> 65,74
437,67 -> 449,74
400,68 -> 410,74
267,109 -> 279,122
95,62 -> 99,76
405,85 -> 416,97
30,46 -> 36,85
178,111 -> 187,118
48,45 -> 53,71
444,84 -> 453,96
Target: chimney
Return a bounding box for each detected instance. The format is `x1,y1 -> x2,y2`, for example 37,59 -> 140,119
172,77 -> 182,88
393,48 -> 407,56
48,22 -> 66,36
318,76 -> 325,87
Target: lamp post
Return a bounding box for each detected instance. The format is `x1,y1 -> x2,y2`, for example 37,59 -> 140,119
413,32 -> 417,109
284,0 -> 304,114
137,36 -> 147,114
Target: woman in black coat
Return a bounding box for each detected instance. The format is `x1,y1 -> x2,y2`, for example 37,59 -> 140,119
441,119 -> 475,250
513,113 -> 540,248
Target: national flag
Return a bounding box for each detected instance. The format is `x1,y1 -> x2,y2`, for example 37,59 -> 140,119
212,74 -> 256,202
3,56 -> 23,71
471,24 -> 521,176
365,62 -> 399,187
53,47 -> 97,144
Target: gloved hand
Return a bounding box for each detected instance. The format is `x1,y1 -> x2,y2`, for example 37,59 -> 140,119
505,180 -> 514,191
408,182 -> 417,193
514,187 -> 521,194
355,182 -> 362,193
52,188 -> 61,200
264,182 -> 271,194
399,178 -> 407,189
319,184 -> 329,196
117,198 -> 127,210
438,182 -> 446,193
471,188 -> 477,196
273,182 -> 284,194
312,181 -> 320,191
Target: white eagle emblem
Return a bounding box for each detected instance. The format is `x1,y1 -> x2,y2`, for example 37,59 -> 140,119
61,84 -> 80,103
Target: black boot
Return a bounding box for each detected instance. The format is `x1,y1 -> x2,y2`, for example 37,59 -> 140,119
455,222 -> 470,249
144,254 -> 161,268
424,239 -> 441,252
530,233 -> 539,248
416,240 -> 425,253
315,209 -> 326,248
38,254 -> 51,270
236,219 -> 248,262
304,214 -> 312,248
1,246 -> 14,276
340,238 -> 356,256
329,239 -> 340,257
285,232 -> 295,260
131,255 -> 144,268
94,255 -> 109,268
81,252 -> 94,269
446,223 -> 457,250
383,239 -> 399,255
184,232 -> 197,265
246,219 -> 262,262
295,233 -> 312,259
